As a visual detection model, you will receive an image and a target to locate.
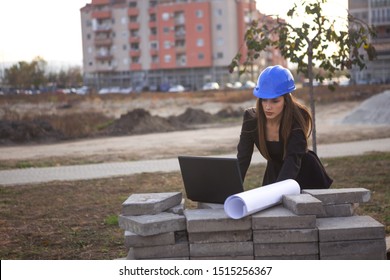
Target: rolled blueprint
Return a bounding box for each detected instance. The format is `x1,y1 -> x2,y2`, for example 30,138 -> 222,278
224,179 -> 300,219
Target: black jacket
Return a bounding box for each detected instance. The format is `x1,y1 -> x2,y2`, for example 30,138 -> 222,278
237,108 -> 333,189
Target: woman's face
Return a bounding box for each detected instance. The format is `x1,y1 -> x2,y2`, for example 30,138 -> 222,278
261,96 -> 285,121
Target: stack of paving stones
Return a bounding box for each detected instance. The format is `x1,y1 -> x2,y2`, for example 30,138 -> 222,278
118,192 -> 189,260
118,188 -> 387,260
185,203 -> 253,259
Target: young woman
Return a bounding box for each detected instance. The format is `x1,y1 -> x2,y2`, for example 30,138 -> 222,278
237,65 -> 333,189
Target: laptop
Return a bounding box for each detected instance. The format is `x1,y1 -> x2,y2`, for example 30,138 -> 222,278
178,156 -> 244,204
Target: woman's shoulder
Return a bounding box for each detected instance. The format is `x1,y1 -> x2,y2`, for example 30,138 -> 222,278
243,107 -> 257,120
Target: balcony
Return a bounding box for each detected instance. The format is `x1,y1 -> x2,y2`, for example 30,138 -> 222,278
95,54 -> 113,61
94,38 -> 113,47
129,49 -> 141,57
128,22 -> 140,30
130,63 -> 142,71
92,0 -> 110,5
128,8 -> 139,17
175,46 -> 186,54
92,10 -> 112,19
150,49 -> 159,56
129,36 -> 141,43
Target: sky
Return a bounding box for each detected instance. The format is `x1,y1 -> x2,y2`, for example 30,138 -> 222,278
0,0 -> 347,70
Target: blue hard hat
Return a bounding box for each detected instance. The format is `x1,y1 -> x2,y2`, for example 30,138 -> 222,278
253,65 -> 296,99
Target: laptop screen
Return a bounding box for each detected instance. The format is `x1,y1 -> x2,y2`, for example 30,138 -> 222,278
178,156 -> 244,204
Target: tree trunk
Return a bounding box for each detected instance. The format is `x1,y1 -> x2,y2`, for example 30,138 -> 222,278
307,47 -> 317,154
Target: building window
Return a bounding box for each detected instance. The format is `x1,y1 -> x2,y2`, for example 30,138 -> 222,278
217,52 -> 223,59
163,27 -> 170,33
123,44 -> 127,51
162,13 -> 170,21
164,41 -> 171,49
150,41 -> 158,50
216,9 -> 223,16
198,53 -> 204,60
216,37 -> 224,46
196,10 -> 203,18
197,38 -> 204,47
129,1 -> 137,8
216,24 -> 222,31
196,24 -> 203,32
164,55 -> 171,63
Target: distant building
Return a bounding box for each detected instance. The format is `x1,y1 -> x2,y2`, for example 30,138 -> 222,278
80,0 -> 286,91
349,0 -> 390,84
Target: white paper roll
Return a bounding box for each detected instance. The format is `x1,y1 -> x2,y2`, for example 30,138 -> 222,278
224,179 -> 300,219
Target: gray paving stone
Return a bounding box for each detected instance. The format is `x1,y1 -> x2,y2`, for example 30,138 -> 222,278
191,256 -> 254,260
166,199 -> 185,215
127,242 -> 189,259
189,242 -> 253,257
253,228 -> 318,244
282,194 -> 325,216
188,230 -> 252,244
124,231 -> 175,249
184,208 -> 251,233
316,215 -> 385,242
197,202 -> 224,209
319,239 -> 387,260
318,203 -> 358,218
254,242 -> 319,257
255,255 -> 319,260
118,212 -> 186,236
302,188 -> 371,205
252,205 -> 316,230
121,192 -> 182,216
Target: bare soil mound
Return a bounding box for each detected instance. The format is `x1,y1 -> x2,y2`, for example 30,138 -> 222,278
170,108 -> 216,124
0,119 -> 64,145
103,108 -> 185,136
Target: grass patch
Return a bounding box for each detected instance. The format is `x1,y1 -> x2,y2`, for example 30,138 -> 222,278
0,152 -> 388,259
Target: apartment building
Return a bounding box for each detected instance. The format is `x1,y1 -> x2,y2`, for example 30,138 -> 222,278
349,0 -> 390,84
80,0 -> 286,91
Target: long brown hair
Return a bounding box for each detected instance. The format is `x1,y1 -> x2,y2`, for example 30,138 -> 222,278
256,94 -> 312,160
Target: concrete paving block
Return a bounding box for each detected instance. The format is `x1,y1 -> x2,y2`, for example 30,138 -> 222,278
124,231 -> 175,249
317,203 -> 357,218
188,230 -> 252,244
166,199 -> 185,215
253,228 -> 318,244
190,242 -> 253,257
255,255 -> 319,260
302,188 -> 371,205
184,208 -> 251,233
282,194 -> 325,216
251,205 -> 316,230
118,212 -> 186,236
191,256 -> 254,260
316,215 -> 385,242
319,239 -> 387,260
197,202 -> 224,209
122,192 -> 182,216
127,242 -> 189,259
254,242 -> 319,257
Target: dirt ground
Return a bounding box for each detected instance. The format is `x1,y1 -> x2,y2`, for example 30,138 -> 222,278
1,88 -> 390,163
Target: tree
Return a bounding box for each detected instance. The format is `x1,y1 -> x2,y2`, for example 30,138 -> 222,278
229,0 -> 376,153
4,56 -> 47,91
